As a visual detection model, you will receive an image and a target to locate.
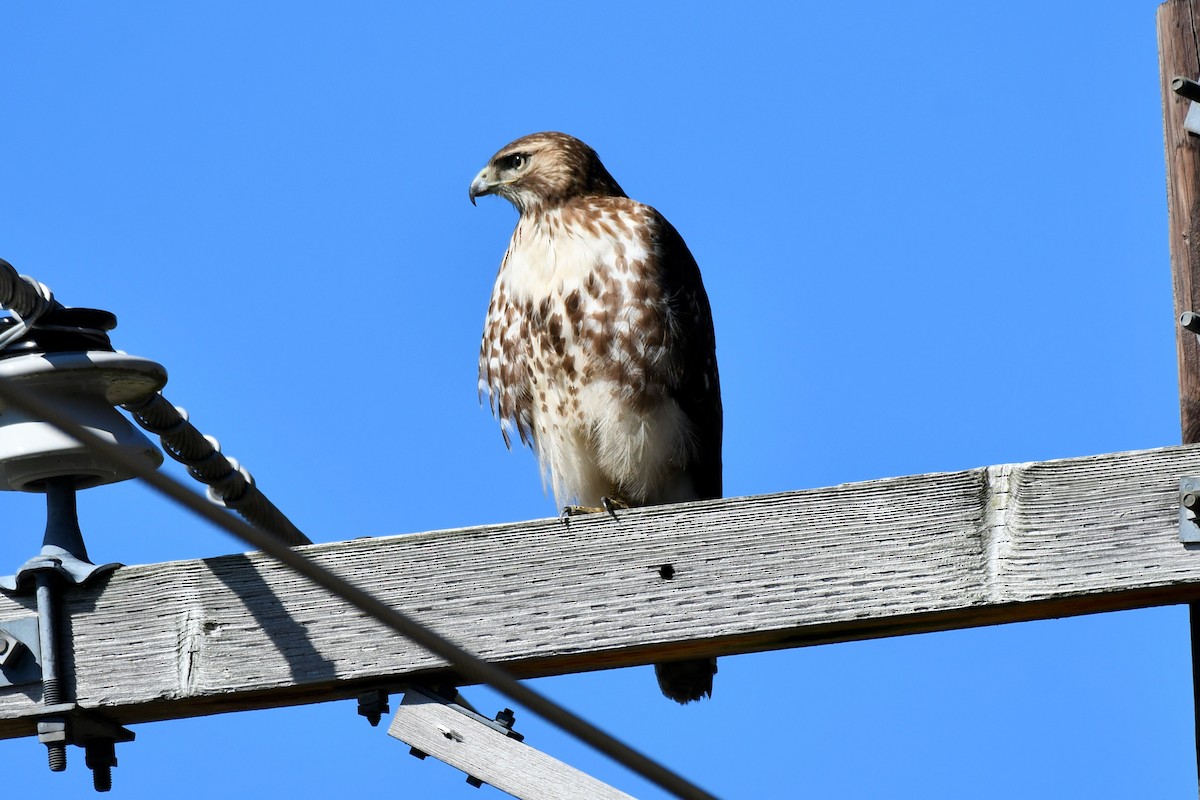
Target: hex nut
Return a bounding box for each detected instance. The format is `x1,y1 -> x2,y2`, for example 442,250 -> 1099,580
0,631 -> 24,668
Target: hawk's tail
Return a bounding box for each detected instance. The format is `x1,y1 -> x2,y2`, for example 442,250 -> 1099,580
654,657 -> 717,704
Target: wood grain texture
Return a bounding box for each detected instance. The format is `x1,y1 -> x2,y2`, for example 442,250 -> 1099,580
1161,0 -> 1200,440
1158,5 -> 1200,790
1,444 -> 1200,738
389,690 -> 635,800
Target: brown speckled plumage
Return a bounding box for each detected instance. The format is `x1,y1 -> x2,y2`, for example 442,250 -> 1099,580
470,132 -> 721,703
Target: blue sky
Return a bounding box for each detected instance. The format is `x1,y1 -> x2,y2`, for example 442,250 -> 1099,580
0,2 -> 1189,797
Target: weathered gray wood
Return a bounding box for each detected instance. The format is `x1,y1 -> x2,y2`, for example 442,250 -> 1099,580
1,444 -> 1199,739
389,688 -> 634,800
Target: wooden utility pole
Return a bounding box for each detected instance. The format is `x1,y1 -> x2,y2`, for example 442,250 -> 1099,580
1161,1 -> 1200,438
1159,0 -> 1200,792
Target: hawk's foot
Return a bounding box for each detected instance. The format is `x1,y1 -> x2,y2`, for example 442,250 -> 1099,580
559,496 -> 629,524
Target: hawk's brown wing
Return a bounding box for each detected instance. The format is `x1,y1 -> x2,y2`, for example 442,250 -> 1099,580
652,212 -> 722,501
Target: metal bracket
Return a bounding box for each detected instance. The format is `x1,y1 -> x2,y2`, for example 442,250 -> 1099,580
1182,478 -> 1200,543
1173,77 -> 1200,136
0,616 -> 41,688
1,479 -> 129,790
37,702 -> 135,792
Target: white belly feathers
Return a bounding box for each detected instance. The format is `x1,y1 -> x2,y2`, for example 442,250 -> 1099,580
481,203 -> 696,508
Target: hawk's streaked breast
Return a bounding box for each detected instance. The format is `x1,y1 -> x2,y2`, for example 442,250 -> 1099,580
479,198 -> 696,508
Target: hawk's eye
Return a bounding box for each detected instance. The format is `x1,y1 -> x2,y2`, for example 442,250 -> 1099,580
503,154 -> 528,171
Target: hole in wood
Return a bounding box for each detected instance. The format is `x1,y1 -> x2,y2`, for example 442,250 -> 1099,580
658,564 -> 675,580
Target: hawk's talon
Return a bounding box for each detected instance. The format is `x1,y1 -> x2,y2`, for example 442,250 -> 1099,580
600,496 -> 628,518
559,499 -> 625,523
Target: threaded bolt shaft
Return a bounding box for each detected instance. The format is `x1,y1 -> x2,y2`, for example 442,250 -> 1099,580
46,743 -> 66,772
92,764 -> 113,792
86,741 -> 117,791
42,676 -> 66,771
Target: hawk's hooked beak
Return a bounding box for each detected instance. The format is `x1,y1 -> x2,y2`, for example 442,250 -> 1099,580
469,169 -> 496,206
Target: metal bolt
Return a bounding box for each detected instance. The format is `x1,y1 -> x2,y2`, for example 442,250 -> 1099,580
408,747 -> 427,760
36,573 -> 67,773
466,775 -> 484,788
356,690 -> 389,727
37,716 -> 68,772
85,740 -> 117,792
1174,76 -> 1200,103
1185,492 -> 1200,511
493,707 -> 524,742
1182,311 -> 1200,334
93,766 -> 112,792
46,745 -> 66,772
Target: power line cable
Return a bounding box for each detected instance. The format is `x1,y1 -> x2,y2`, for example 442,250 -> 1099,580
121,392 -> 311,546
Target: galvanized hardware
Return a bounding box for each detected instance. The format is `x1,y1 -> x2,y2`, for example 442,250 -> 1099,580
1,477 -> 127,789
1181,477 -> 1200,543
36,702 -> 135,792
1182,311 -> 1200,334
0,616 -> 41,687
85,740 -> 118,793
1,478 -> 120,592
356,689 -> 389,727
493,707 -> 519,736
1173,77 -> 1200,136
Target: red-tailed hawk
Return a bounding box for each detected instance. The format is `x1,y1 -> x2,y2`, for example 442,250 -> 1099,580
470,132 -> 722,704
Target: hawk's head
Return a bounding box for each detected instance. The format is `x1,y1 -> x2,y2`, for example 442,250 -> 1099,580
469,132 -> 626,214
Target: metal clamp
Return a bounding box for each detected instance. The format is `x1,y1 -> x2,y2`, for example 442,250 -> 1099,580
1181,478 -> 1200,543
1173,77 -> 1200,136
1182,311 -> 1200,335
36,702 -> 135,792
